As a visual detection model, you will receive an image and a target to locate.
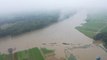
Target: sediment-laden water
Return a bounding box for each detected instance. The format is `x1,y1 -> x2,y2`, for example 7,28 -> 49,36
0,11 -> 107,60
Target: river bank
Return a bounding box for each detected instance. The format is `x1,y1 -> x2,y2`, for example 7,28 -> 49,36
0,11 -> 107,60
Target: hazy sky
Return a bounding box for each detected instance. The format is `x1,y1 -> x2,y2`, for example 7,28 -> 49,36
0,0 -> 107,14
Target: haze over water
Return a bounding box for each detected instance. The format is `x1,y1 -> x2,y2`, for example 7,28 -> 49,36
0,11 -> 107,60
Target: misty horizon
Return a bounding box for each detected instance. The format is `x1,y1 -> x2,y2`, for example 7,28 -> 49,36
0,0 -> 107,15
0,0 -> 107,60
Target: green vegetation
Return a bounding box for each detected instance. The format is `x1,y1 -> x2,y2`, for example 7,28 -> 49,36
68,54 -> 76,60
0,47 -> 45,60
94,32 -> 107,48
0,10 -> 75,38
0,54 -> 9,60
76,11 -> 107,48
0,47 -> 56,60
16,47 -> 44,60
41,48 -> 54,54
0,11 -> 60,38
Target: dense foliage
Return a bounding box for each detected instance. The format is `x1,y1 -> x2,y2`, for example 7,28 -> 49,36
94,32 -> 107,48
0,11 -> 60,38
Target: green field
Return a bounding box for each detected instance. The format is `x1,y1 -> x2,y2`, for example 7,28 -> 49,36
76,11 -> 107,48
0,48 -> 43,60
0,47 -> 55,60
0,54 -> 9,60
76,11 -> 107,38
15,48 -> 44,60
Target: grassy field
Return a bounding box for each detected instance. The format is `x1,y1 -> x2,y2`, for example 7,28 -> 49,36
0,54 -> 9,60
0,47 -> 54,60
76,11 -> 107,48
0,47 -> 55,60
76,11 -> 107,38
15,48 -> 44,60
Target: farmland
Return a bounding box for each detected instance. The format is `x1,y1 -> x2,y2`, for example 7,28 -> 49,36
76,11 -> 107,48
0,47 -> 54,60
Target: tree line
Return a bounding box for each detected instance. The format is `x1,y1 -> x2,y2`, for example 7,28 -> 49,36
0,11 -> 60,38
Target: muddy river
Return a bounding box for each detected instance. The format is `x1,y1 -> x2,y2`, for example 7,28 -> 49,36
0,11 -> 107,60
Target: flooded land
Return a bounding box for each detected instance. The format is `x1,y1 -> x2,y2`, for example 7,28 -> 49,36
0,11 -> 107,60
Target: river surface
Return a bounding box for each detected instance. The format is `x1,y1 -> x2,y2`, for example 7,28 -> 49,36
0,11 -> 107,60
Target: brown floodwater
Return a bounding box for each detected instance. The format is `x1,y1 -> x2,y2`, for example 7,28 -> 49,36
0,11 -> 107,60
